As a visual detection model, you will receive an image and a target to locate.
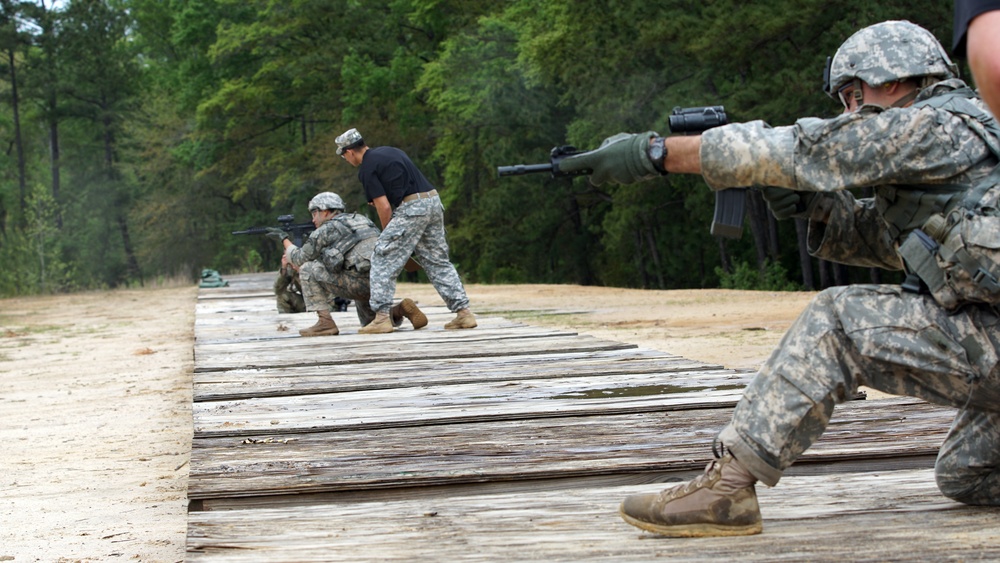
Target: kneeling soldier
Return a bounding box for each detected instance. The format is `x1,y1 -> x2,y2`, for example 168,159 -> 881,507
266,191 -> 427,336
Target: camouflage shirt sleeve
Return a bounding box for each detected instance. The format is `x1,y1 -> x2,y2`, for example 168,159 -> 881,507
700,105 -> 991,193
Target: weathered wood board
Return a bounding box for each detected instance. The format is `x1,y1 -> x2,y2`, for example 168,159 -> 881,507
194,329 -> 640,372
193,349 -> 721,401
192,369 -> 750,437
188,398 -> 952,500
187,273 -> 988,561
187,468 -> 1000,562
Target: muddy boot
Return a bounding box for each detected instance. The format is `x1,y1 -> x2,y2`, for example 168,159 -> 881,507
390,298 -> 428,330
444,308 -> 477,330
299,310 -> 339,337
358,311 -> 394,334
619,453 -> 762,537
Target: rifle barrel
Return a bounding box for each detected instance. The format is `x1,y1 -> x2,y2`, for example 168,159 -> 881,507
496,163 -> 553,177
231,227 -> 269,236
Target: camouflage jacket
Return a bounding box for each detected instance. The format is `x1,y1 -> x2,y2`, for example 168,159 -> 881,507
285,212 -> 380,273
700,79 -> 1000,269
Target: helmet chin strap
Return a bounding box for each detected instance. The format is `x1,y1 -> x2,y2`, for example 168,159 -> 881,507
890,88 -> 920,108
851,78 -> 864,106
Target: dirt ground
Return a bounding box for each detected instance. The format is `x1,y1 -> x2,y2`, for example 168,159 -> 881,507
0,279 -> 815,561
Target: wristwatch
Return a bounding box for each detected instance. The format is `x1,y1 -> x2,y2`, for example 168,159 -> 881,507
647,136 -> 668,174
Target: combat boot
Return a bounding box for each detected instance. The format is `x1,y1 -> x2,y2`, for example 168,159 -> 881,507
619,453 -> 762,537
444,308 -> 477,330
390,298 -> 428,330
359,311 -> 394,334
299,310 -> 339,337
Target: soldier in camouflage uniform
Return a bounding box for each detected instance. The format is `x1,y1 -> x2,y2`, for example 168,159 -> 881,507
560,21 -> 1000,537
336,128 -> 477,333
273,256 -> 306,314
266,192 -> 428,336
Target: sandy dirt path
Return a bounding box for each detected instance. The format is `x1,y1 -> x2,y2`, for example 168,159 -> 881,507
0,280 -> 814,561
1,287 -> 196,562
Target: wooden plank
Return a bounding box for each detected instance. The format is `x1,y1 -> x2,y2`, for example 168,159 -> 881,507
192,368 -> 751,438
193,455 -> 940,512
186,468 -> 1000,562
188,398 -> 952,500
192,307 -> 515,340
193,315 -> 543,344
193,350 -> 726,401
193,331 -> 639,372
196,321 -> 575,346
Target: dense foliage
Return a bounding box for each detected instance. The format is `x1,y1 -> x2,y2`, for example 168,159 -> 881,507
0,0 -> 960,295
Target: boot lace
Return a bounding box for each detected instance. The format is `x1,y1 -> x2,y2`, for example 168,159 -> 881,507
658,457 -> 724,501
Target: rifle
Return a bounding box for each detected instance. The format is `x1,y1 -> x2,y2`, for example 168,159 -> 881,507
234,214 -> 422,272
495,105 -> 745,239
232,214 -> 315,246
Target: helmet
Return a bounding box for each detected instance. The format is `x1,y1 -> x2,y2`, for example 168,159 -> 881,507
308,192 -> 345,213
824,20 -> 958,98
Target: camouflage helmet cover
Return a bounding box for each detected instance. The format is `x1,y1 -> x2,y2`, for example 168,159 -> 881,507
824,20 -> 958,97
335,128 -> 364,155
308,192 -> 345,212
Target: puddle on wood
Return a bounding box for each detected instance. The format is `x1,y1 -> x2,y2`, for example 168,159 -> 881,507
552,384 -> 744,399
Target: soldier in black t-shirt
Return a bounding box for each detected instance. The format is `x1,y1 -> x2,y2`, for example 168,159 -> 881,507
954,0 -> 1000,116
336,128 -> 478,333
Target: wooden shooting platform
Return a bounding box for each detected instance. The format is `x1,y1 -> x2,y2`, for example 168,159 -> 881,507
186,272 -> 999,561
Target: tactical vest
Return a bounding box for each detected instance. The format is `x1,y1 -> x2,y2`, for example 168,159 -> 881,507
897,88 -> 1000,309
320,213 -> 381,273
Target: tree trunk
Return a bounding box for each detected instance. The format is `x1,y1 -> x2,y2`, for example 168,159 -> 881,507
634,229 -> 648,288
818,259 -> 832,289
566,195 -> 592,285
767,214 -> 780,260
49,112 -> 61,229
117,213 -> 142,284
716,237 -> 732,275
794,218 -> 815,290
8,46 -> 26,223
833,262 -> 849,286
746,190 -> 769,273
644,225 -> 665,289
102,100 -> 142,285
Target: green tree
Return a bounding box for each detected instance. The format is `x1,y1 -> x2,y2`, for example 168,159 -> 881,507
59,0 -> 144,286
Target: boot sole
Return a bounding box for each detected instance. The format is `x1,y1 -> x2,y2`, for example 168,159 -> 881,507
619,509 -> 762,537
299,329 -> 340,337
400,299 -> 428,330
444,317 -> 477,330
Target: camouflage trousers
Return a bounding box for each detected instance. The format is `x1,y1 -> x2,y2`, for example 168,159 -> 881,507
298,261 -> 375,326
369,196 -> 470,314
718,284 -> 1000,505
275,285 -> 305,314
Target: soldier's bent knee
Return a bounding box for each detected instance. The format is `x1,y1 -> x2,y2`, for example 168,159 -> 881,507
935,465 -> 1000,506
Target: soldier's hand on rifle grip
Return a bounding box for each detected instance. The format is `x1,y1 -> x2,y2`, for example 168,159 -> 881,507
760,187 -> 819,220
558,131 -> 665,186
265,227 -> 290,244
